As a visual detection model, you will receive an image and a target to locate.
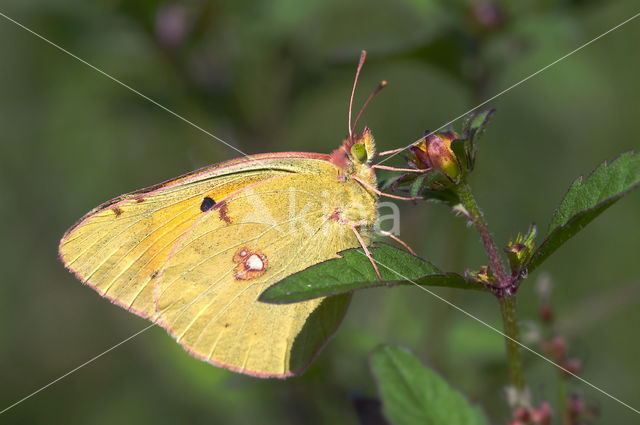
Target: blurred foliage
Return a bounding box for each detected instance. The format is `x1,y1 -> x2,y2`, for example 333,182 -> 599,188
371,345 -> 489,425
1,0 -> 639,424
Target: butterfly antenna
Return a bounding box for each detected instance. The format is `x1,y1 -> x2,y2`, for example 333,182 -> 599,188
348,50 -> 367,142
351,80 -> 387,137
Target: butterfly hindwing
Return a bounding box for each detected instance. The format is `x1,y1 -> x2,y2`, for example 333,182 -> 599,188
154,172 -> 365,377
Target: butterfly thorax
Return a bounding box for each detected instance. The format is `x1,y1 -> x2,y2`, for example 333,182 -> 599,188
328,127 -> 379,240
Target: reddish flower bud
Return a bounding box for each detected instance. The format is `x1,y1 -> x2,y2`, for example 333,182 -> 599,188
409,132 -> 462,181
563,358 -> 582,377
467,265 -> 496,285
567,394 -> 585,420
427,133 -> 461,180
505,223 -> 537,273
470,1 -> 504,32
539,302 -> 553,324
531,401 -> 553,425
551,336 -> 567,361
513,407 -> 530,421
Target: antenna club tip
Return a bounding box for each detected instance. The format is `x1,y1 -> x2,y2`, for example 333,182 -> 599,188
380,80 -> 388,87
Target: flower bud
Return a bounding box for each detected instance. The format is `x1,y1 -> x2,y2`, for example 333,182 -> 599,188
541,335 -> 567,361
531,401 -> 552,425
397,109 -> 493,200
512,407 -> 529,421
427,134 -> 461,180
155,4 -> 187,48
505,223 -> 537,273
538,302 -> 553,324
470,1 -> 504,33
567,394 -> 585,420
467,265 -> 495,285
563,358 -> 582,377
410,132 -> 462,181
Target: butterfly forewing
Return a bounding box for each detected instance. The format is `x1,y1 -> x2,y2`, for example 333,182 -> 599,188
58,155 -> 320,318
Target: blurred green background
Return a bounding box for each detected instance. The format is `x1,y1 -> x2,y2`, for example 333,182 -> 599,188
1,0 -> 639,424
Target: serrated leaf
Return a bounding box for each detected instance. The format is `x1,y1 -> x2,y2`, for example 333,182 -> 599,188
527,151 -> 640,272
371,345 -> 489,425
259,244 -> 486,304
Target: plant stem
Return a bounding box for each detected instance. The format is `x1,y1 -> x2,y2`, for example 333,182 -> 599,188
500,294 -> 525,391
455,182 -> 510,287
455,182 -> 527,397
558,373 -> 569,425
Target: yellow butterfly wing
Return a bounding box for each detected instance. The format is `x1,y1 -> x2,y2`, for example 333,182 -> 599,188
155,170 -> 374,376
59,154 -> 299,319
59,152 -> 378,377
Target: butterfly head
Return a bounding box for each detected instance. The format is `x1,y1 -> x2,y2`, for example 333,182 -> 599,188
350,127 -> 376,166
329,127 -> 377,188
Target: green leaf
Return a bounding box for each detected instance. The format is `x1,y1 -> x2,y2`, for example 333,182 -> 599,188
450,138 -> 468,171
259,244 -> 486,304
371,345 -> 489,425
527,151 -> 640,272
410,173 -> 427,198
421,187 -> 461,205
378,171 -> 409,191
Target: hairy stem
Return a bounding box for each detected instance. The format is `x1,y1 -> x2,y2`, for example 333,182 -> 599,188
455,182 -> 510,287
455,182 -> 526,396
500,294 -> 525,391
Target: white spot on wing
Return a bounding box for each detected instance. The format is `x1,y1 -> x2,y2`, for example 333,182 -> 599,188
246,254 -> 264,271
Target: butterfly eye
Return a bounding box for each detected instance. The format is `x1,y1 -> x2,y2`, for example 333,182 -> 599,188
350,142 -> 367,162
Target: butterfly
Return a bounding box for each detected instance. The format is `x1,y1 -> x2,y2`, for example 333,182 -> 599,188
58,51 -> 418,378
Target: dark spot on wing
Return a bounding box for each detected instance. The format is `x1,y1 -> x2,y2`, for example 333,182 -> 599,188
150,271 -> 158,280
224,323 -> 230,328
134,196 -> 145,203
111,206 -> 123,217
200,196 -> 216,212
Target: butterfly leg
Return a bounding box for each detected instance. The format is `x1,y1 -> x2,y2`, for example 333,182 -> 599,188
376,146 -> 406,156
372,164 -> 429,173
377,230 -> 417,256
351,224 -> 383,280
351,174 -> 423,201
